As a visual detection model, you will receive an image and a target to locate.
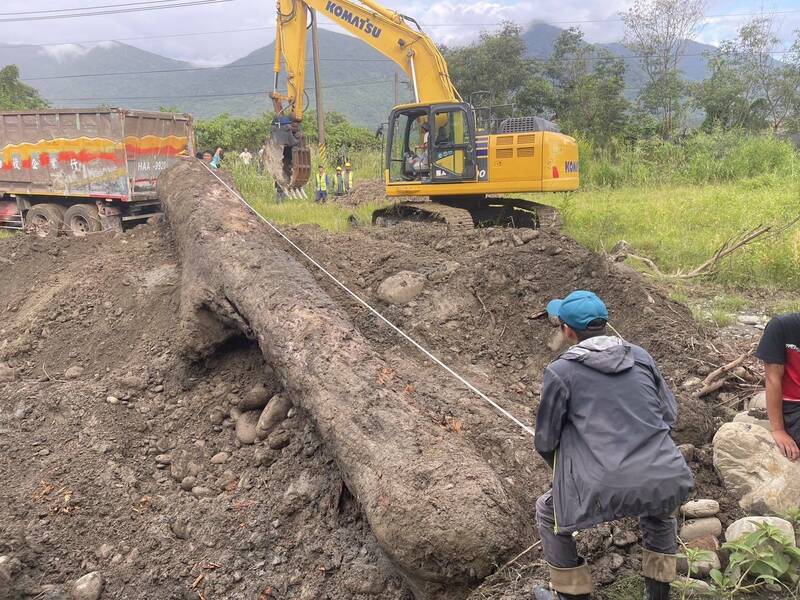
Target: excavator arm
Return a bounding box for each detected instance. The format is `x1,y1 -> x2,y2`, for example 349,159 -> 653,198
271,0 -> 460,119
265,0 -> 461,190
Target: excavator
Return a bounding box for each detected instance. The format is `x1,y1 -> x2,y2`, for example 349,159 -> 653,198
266,0 -> 579,228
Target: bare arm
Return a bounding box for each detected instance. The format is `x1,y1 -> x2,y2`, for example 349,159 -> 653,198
765,362 -> 799,460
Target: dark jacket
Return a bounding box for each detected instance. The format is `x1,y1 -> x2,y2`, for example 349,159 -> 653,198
535,336 -> 693,533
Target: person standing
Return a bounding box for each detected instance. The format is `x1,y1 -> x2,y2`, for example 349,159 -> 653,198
239,147 -> 253,165
334,166 -> 345,196
532,291 -> 693,600
315,164 -> 329,203
344,162 -> 354,193
756,312 -> 800,460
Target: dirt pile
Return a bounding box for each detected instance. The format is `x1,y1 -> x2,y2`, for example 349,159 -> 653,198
0,207 -> 729,598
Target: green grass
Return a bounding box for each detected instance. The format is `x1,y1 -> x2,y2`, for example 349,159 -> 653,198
228,150 -> 387,233
548,180 -> 800,290
0,230 -> 16,240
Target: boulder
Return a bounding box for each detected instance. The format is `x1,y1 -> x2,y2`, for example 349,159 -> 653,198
680,499 -> 720,519
713,422 -> 800,514
725,516 -> 796,546
732,411 -> 771,431
256,395 -> 293,438
685,534 -> 720,552
239,382 -> 277,411
64,366 -> 84,380
745,390 -> 767,411
679,517 -> 722,542
71,572 -> 103,600
235,411 -> 260,445
376,271 -> 425,305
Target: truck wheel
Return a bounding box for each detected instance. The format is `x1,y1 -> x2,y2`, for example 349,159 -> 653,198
64,204 -> 102,237
24,204 -> 64,237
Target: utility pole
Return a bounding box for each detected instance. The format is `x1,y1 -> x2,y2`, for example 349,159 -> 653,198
310,9 -> 326,167
393,71 -> 399,106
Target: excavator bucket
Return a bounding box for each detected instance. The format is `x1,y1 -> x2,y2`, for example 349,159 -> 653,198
262,119 -> 311,192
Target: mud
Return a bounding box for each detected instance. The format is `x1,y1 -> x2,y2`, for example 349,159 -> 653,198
0,195 -> 735,599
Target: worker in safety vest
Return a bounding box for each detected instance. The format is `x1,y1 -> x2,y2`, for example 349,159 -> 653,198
315,165 -> 329,203
532,291 -> 693,600
334,166 -> 345,196
344,162 -> 354,193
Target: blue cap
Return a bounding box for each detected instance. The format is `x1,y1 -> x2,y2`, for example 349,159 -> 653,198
546,290 -> 608,331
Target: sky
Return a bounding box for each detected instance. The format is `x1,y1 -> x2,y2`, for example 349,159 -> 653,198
0,0 -> 798,66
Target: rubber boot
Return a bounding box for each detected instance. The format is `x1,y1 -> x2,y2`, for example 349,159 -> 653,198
531,586 -> 590,600
641,549 -> 676,600
643,577 -> 670,600
532,561 -> 593,599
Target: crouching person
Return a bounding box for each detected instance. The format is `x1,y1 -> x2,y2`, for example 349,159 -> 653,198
533,291 -> 694,600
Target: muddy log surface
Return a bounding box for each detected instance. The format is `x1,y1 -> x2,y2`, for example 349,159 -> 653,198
158,160 -> 530,598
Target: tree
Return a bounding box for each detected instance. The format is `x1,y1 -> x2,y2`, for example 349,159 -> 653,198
0,65 -> 48,110
692,45 -> 769,131
441,22 -> 533,111
730,17 -> 800,132
621,0 -> 706,137
545,28 -> 629,144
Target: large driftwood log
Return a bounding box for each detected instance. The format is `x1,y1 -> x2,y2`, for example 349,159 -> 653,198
158,161 -> 528,599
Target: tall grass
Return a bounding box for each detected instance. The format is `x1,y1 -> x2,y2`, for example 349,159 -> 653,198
578,131 -> 799,189
550,181 -> 800,289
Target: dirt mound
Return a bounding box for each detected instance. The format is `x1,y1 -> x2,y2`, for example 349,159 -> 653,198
0,214 -> 727,599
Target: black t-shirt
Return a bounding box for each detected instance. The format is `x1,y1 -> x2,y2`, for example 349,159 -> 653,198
756,313 -> 800,401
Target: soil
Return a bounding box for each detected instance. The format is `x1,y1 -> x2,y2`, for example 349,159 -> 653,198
0,198 -> 750,599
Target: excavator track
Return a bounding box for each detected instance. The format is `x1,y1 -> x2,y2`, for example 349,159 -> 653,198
372,197 -> 552,230
372,202 -> 475,230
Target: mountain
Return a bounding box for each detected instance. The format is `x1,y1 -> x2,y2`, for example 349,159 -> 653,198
0,29 -> 409,127
0,23 -> 719,127
522,22 -> 717,97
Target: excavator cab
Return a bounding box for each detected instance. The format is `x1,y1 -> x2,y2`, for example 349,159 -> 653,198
386,102 -> 477,184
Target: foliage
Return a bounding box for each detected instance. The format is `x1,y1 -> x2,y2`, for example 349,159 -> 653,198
442,23 -> 533,113
576,130 -> 798,188
547,155 -> 800,290
621,0 -> 706,137
442,25 -> 629,146
544,28 -> 630,145
195,112 -> 273,155
195,111 -> 380,163
0,65 -> 48,110
697,17 -> 800,134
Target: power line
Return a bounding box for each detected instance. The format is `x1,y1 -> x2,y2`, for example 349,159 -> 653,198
45,79 -> 394,102
0,0 -> 194,17
0,0 -> 232,23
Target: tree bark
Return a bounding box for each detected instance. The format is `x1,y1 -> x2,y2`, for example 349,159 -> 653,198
158,160 -> 528,599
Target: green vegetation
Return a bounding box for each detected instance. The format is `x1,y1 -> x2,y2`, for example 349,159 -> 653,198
227,151 -> 386,233
547,131 -> 800,291
0,65 -> 48,110
195,111 -> 381,165
673,522 -> 800,598
0,230 -> 15,240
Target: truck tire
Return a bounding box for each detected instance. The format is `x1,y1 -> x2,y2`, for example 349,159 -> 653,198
24,203 -> 64,237
64,204 -> 102,237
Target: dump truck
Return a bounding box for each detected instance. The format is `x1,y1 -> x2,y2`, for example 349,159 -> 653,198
0,108 -> 193,236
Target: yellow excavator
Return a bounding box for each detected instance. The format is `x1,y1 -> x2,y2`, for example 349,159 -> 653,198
267,0 -> 579,227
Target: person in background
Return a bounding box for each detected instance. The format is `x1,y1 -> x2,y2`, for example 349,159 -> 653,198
334,166 -> 345,196
239,147 -> 252,165
315,164 -> 329,203
202,148 -> 222,169
275,181 -> 287,203
756,312 -> 800,460
532,291 -> 693,600
344,162 -> 354,193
